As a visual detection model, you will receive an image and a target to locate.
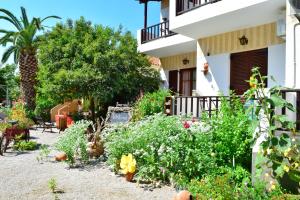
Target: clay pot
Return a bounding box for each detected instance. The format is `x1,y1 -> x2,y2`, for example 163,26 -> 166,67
125,172 -> 134,182
202,62 -> 209,75
173,190 -> 192,200
55,152 -> 67,161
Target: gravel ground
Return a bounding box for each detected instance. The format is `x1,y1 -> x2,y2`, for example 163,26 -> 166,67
0,128 -> 176,200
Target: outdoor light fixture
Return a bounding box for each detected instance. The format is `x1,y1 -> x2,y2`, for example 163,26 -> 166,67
239,35 -> 249,46
182,58 -> 189,65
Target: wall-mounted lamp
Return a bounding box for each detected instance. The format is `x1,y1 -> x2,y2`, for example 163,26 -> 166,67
202,62 -> 209,75
239,35 -> 249,46
182,58 -> 189,65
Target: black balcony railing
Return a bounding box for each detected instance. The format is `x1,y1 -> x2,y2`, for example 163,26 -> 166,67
141,20 -> 177,44
176,0 -> 222,15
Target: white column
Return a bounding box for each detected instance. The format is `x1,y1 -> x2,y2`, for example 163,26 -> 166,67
285,0 -> 300,88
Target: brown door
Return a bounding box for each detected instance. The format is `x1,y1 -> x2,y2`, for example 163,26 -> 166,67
230,48 -> 268,95
180,68 -> 196,96
169,70 -> 178,93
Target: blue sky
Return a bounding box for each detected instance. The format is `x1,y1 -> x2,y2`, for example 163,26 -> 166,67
0,0 -> 161,64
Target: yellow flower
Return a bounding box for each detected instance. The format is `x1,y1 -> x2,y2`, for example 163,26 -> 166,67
284,148 -> 291,157
249,76 -> 257,88
270,184 -> 276,190
120,154 -> 137,174
294,162 -> 299,168
284,165 -> 290,172
267,148 -> 273,155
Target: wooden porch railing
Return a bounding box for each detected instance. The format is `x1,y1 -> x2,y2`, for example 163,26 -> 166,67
141,20 -> 177,43
176,0 -> 222,16
165,89 -> 300,130
165,96 -> 228,118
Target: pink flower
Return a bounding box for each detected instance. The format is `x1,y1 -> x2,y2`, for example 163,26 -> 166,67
183,121 -> 190,129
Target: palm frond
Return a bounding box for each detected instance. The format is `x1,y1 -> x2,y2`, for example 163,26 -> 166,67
41,15 -> 61,23
13,48 -> 20,64
21,7 -> 29,28
1,46 -> 16,63
0,29 -> 14,33
0,32 -> 15,46
0,8 -> 22,30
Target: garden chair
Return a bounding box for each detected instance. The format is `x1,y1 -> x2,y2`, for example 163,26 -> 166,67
34,116 -> 54,133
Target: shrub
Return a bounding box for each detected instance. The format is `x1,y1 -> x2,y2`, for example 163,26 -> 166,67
204,95 -> 253,169
105,113 -> 216,182
132,89 -> 171,121
8,103 -> 34,129
13,140 -> 38,151
55,120 -> 91,165
0,122 -> 11,133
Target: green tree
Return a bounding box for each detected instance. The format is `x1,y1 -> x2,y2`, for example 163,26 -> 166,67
37,18 -> 160,119
0,63 -> 20,102
0,7 -> 60,110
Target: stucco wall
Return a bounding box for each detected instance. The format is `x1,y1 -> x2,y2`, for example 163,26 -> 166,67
268,44 -> 286,87
198,23 -> 284,56
160,52 -> 196,70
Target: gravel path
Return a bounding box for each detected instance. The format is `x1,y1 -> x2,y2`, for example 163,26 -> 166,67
0,129 -> 176,200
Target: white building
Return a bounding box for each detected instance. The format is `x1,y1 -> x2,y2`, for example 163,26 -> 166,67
137,0 -> 300,120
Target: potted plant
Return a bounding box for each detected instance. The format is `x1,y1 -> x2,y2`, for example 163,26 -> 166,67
120,153 -> 136,182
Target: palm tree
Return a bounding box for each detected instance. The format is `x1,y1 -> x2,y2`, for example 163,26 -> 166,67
0,7 -> 60,110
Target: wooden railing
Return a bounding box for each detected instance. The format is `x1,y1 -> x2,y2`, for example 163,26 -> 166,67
141,20 -> 177,43
165,90 -> 300,130
165,96 -> 228,118
176,0 -> 221,15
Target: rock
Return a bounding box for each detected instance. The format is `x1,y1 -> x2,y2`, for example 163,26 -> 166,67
55,152 -> 67,161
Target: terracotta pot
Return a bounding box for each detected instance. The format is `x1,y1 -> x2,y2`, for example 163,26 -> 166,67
125,172 -> 134,182
175,190 -> 192,200
55,152 -> 67,161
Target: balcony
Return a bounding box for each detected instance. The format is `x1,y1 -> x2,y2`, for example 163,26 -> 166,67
176,0 -> 221,16
170,0 -> 285,39
141,20 -> 177,44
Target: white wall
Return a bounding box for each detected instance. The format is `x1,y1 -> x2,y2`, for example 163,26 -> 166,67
205,54 -> 231,96
196,41 -> 231,96
285,0 -> 300,88
195,43 -> 286,97
268,44 -> 286,87
296,25 -> 300,87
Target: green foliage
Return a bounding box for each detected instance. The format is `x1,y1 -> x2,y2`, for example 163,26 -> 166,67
36,17 -> 160,115
245,67 -> 300,189
132,89 -> 171,121
13,140 -> 38,151
48,178 -> 57,193
204,95 -> 253,169
9,103 -> 35,129
55,120 -> 91,165
0,64 -> 20,101
105,113 -> 216,182
0,7 -> 60,63
0,122 -> 11,133
186,172 -> 286,200
36,144 -> 51,163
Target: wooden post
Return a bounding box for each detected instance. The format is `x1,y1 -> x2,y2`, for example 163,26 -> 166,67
144,1 -> 148,29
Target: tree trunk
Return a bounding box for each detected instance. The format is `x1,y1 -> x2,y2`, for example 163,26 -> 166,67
19,51 -> 38,111
89,97 -> 95,123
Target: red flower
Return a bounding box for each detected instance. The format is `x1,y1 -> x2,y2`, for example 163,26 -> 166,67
183,121 -> 190,129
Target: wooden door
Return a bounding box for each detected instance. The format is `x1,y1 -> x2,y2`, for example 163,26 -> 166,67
169,70 -> 178,93
230,48 -> 268,95
180,68 -> 196,96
